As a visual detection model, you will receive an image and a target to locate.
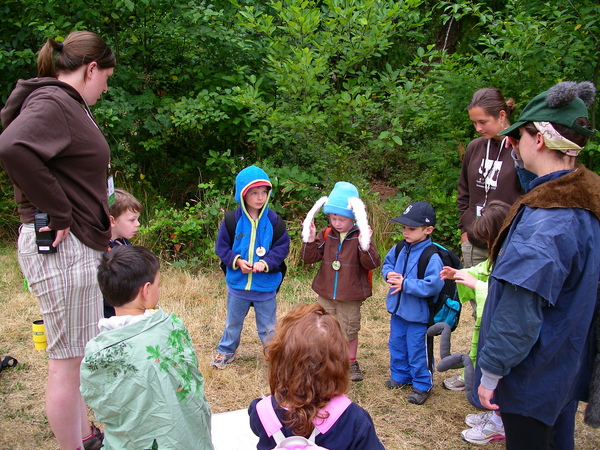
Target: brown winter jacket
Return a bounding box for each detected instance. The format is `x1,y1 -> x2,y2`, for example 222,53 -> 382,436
0,78 -> 110,251
457,136 -> 523,248
301,226 -> 381,301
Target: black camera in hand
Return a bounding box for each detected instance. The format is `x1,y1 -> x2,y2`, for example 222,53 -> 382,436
34,213 -> 57,254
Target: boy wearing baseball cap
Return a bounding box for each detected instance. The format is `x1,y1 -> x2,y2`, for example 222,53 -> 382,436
382,201 -> 444,405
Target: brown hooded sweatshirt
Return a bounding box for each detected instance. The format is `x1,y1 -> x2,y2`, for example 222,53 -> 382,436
0,77 -> 110,251
457,136 -> 523,248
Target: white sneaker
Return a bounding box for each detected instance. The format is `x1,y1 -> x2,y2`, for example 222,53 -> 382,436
465,410 -> 494,428
461,420 -> 505,445
443,374 -> 466,391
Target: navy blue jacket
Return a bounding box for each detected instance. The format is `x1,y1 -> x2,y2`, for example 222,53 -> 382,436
474,168 -> 600,425
248,396 -> 384,450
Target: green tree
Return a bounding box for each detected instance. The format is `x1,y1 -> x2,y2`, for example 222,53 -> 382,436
1,0 -> 599,256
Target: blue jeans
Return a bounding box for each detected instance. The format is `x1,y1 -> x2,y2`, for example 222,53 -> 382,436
216,292 -> 277,355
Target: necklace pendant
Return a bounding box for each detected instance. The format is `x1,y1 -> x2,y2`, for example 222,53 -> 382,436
256,246 -> 266,257
332,260 -> 341,271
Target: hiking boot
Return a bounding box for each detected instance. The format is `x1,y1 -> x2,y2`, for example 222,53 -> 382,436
350,360 -> 364,382
443,374 -> 466,391
210,353 -> 235,369
465,410 -> 495,428
83,424 -> 103,450
385,379 -> 411,390
461,420 -> 505,444
408,388 -> 430,405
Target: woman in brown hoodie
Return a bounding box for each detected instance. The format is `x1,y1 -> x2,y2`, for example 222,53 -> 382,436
0,31 -> 115,450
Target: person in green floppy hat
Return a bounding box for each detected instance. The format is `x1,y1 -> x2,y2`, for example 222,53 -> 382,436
500,81 -> 596,141
472,81 -> 600,449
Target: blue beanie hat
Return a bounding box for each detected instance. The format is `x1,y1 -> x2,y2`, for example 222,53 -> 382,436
323,182 -> 359,220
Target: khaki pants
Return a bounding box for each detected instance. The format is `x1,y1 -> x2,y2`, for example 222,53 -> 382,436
461,240 -> 488,268
460,241 -> 488,320
317,296 -> 362,341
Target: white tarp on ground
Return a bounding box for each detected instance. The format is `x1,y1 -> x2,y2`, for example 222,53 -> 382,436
211,408 -> 258,450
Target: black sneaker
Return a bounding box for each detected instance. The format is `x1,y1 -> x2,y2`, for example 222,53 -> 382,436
408,388 -> 430,405
83,424 -> 104,450
385,378 -> 411,389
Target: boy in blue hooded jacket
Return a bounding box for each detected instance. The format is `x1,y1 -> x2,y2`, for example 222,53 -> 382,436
382,201 -> 444,405
212,165 -> 290,369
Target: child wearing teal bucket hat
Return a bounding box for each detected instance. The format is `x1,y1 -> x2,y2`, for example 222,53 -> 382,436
301,182 -> 381,382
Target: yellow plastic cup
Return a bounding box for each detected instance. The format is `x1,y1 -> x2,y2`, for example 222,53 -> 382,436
32,319 -> 47,350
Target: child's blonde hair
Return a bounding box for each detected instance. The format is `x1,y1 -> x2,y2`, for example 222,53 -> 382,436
109,188 -> 143,218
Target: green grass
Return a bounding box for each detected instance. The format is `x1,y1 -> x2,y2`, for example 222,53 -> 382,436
0,244 -> 599,449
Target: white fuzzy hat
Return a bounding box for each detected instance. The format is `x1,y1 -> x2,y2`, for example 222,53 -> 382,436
302,184 -> 371,251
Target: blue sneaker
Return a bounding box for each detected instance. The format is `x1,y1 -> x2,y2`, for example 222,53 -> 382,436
210,353 -> 235,369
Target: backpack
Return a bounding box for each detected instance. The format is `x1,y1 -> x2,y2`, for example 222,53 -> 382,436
220,210 -> 287,291
394,240 -> 462,331
255,395 -> 352,450
323,227 -> 373,293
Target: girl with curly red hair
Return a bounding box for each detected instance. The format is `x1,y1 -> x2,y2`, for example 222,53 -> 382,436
248,303 -> 384,449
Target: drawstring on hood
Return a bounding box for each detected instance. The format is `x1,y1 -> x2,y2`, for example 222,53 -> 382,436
234,165 -> 273,221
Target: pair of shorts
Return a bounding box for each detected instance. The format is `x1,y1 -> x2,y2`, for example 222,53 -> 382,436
317,295 -> 362,341
18,224 -> 103,359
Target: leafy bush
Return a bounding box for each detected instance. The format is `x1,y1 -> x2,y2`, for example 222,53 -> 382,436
1,0 -> 599,247
137,160 -> 324,268
0,171 -> 19,241
139,197 -> 225,266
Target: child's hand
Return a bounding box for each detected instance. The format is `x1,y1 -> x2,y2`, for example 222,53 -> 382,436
386,271 -> 400,282
237,259 -> 253,274
252,261 -> 266,273
387,272 -> 404,295
307,221 -> 316,243
453,271 -> 478,290
440,266 -> 459,280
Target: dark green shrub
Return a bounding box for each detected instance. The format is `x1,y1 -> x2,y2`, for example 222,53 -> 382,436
0,172 -> 19,241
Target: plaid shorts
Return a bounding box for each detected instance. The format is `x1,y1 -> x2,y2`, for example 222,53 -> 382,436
18,224 -> 103,359
317,295 -> 362,341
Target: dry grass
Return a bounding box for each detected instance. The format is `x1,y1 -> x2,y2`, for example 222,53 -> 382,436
1,246 -> 600,449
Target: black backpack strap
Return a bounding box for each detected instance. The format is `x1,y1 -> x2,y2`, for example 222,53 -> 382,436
417,244 -> 437,280
220,210 -> 237,276
224,210 -> 237,244
272,215 -> 286,244
394,239 -> 406,260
